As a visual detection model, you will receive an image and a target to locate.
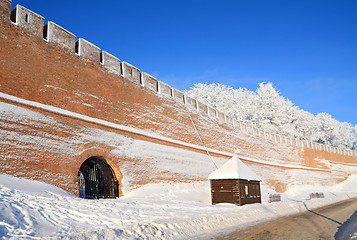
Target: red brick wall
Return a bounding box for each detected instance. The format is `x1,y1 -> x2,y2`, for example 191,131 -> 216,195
0,0 -> 355,195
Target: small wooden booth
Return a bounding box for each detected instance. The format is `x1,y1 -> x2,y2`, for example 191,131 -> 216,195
209,156 -> 262,206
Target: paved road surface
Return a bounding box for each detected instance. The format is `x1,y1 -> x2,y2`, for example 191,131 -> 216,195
213,198 -> 357,240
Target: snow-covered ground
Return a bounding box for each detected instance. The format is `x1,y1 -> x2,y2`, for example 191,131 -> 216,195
1,174 -> 356,239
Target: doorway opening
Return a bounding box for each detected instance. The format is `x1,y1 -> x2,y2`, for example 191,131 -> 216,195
78,156 -> 119,199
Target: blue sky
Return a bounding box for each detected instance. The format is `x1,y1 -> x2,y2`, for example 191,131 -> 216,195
11,0 -> 357,126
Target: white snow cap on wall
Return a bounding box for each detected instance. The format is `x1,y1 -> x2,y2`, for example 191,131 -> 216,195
208,155 -> 262,181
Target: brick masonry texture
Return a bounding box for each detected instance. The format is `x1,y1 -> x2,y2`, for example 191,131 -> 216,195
0,0 -> 356,196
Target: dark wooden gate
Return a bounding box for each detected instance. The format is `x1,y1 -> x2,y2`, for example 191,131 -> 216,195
78,157 -> 119,199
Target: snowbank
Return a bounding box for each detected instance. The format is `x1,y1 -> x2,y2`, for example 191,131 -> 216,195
1,174 -> 356,239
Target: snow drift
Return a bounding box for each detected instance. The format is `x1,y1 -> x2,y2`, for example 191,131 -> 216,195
1,174 -> 356,239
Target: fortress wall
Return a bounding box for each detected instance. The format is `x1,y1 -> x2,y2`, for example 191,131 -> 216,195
122,61 -> 141,84
101,50 -> 121,75
0,0 -> 356,195
158,81 -> 172,97
76,38 -> 101,63
141,72 -> 157,92
216,111 -> 225,122
0,0 -> 10,20
44,21 -> 76,52
172,88 -> 185,104
184,95 -> 197,110
0,99 -> 227,196
207,107 -> 216,118
197,101 -> 208,115
10,4 -> 44,38
225,116 -> 233,127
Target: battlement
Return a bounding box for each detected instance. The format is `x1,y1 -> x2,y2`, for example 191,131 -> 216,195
76,38 -> 101,63
1,0 -> 356,159
0,0 -> 10,18
141,72 -> 158,92
101,51 -> 121,75
172,88 -> 185,103
43,21 -> 76,51
10,4 -> 44,38
1,0 -> 356,199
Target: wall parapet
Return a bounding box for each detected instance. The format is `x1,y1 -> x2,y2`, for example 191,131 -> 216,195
172,88 -> 185,104
2,2 -> 356,158
141,72 -> 157,92
158,81 -> 172,97
11,4 -> 44,38
197,101 -> 208,115
44,21 -> 76,52
76,38 -> 101,63
101,51 -> 121,75
122,61 -> 140,84
0,0 -> 11,20
184,95 -> 197,109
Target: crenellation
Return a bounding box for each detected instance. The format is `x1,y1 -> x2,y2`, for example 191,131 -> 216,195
239,122 -> 244,132
10,5 -> 44,38
197,101 -> 208,115
208,107 -> 216,118
44,21 -> 76,52
241,123 -> 247,133
157,81 -> 172,97
141,72 -> 158,92
184,95 -> 197,109
3,1 -> 355,162
266,131 -> 271,140
121,61 -> 141,84
232,119 -> 238,129
262,131 -> 267,139
172,88 -> 185,104
274,134 -> 279,143
216,111 -> 225,122
0,0 -> 11,22
101,51 -> 121,75
1,1 -> 356,206
75,38 -> 101,63
250,125 -> 255,135
252,126 -> 257,136
225,115 -> 233,126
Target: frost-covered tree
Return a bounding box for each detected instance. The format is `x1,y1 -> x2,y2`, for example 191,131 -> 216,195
252,82 -> 298,137
315,113 -> 340,146
185,83 -> 258,123
336,122 -> 355,150
185,82 -> 356,150
352,125 -> 357,150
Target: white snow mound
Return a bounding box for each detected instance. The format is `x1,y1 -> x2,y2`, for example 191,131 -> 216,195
0,174 -> 356,239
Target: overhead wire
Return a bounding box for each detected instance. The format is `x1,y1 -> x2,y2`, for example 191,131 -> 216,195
189,114 -> 219,169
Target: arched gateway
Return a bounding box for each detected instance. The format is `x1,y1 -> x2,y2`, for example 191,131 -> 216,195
78,157 -> 119,199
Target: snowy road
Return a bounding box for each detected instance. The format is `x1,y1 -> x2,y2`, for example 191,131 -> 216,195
213,197 -> 357,240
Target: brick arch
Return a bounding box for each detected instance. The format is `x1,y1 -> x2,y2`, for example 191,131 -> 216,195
73,145 -> 124,197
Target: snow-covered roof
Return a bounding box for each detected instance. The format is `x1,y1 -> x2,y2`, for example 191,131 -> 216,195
208,156 -> 262,181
